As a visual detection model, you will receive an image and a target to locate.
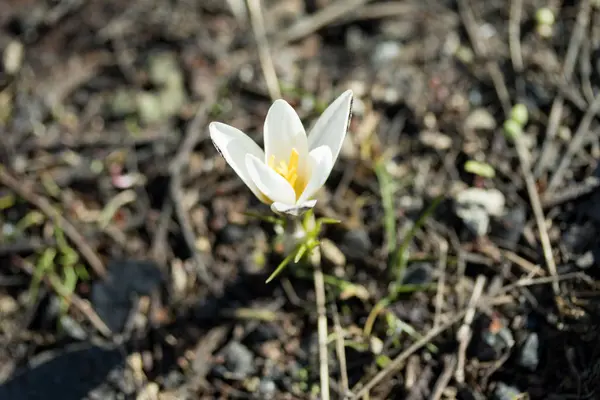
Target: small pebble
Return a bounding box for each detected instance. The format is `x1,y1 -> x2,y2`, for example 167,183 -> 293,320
455,188 -> 505,217
492,382 -> 523,400
456,207 -> 489,237
464,108 -> 496,132
575,251 -> 595,269
419,130 -> 452,150
372,41 -> 402,66
517,332 -> 539,371
218,223 -> 246,244
259,379 -> 277,399
340,229 -> 372,260
454,188 -> 506,237
221,341 -> 254,379
401,262 -> 433,285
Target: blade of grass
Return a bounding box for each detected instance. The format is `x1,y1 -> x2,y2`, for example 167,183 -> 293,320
374,160 -> 397,257
392,195 -> 443,285
266,244 -> 301,283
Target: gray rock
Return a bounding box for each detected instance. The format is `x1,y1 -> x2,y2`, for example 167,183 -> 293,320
575,251 -> 595,269
259,379 -> 277,399
455,205 -> 490,237
372,41 -> 402,66
455,188 -> 505,217
401,262 -> 433,285
454,188 -> 506,237
221,341 -> 254,380
340,229 -> 372,260
91,260 -> 163,334
518,332 -> 539,371
492,382 -> 523,400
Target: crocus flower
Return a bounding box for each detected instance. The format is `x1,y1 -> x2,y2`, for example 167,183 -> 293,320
209,90 -> 353,216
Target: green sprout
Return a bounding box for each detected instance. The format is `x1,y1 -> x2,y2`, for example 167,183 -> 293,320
503,103 -> 529,142
464,160 -> 496,178
535,8 -> 555,38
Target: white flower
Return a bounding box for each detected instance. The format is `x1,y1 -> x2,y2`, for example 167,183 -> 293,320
209,90 -> 353,216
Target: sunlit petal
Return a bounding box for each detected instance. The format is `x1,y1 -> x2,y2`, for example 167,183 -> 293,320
209,122 -> 266,202
246,154 -> 296,206
296,145 -> 333,205
307,90 -> 353,165
264,99 -> 308,167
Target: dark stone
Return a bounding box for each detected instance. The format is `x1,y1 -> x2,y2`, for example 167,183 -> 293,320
218,223 -> 246,244
0,343 -> 124,400
561,222 -> 596,259
457,386 -> 487,400
401,262 -> 433,285
490,204 -> 526,249
340,229 -> 372,260
91,260 -> 163,333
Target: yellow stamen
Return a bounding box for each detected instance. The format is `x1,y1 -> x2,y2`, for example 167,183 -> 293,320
269,148 -> 306,198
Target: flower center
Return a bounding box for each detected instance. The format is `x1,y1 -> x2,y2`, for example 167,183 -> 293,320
269,148 -> 306,199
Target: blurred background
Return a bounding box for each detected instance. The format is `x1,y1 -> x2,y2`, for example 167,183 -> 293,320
0,0 -> 600,399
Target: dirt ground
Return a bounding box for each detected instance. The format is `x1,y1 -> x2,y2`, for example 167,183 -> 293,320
1,0 -> 600,399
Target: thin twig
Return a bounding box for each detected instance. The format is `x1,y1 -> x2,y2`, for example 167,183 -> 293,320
514,137 -> 561,300
457,0 -> 511,116
508,0 -> 524,73
275,0 -> 373,46
312,246 -> 330,400
0,166 -> 107,279
350,310 -> 468,399
169,96 -> 221,293
332,304 -> 351,398
546,94 -> 600,192
541,177 -> 600,209
535,0 -> 591,176
498,271 -> 595,295
150,200 -> 173,269
246,0 -> 281,100
454,275 -> 486,384
431,355 -> 457,400
434,236 -> 448,328
334,2 -> 457,26
579,27 -> 595,104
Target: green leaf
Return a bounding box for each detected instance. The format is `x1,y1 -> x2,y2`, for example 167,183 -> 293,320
266,248 -> 297,283
375,160 -> 397,256
294,244 -> 307,263
376,355 -> 392,368
464,160 -> 495,178
242,211 -> 283,225
317,217 -> 341,225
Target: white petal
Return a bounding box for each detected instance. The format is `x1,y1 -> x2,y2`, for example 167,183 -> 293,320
263,99 -> 308,174
297,146 -> 333,204
246,154 -> 296,206
209,122 -> 267,202
307,90 -> 353,165
271,200 -> 317,217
